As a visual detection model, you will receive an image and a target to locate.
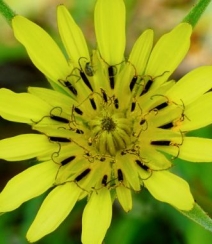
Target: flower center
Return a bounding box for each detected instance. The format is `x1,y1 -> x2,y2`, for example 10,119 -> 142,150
101,117 -> 116,131
88,112 -> 132,156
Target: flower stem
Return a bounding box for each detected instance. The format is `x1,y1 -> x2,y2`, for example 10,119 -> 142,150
0,0 -> 15,25
182,0 -> 211,27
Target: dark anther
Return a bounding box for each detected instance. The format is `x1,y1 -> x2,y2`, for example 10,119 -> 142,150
140,79 -> 153,96
74,168 -> 91,182
114,98 -> 119,109
117,169 -> 124,182
80,72 -> 93,91
135,159 -> 149,171
140,119 -> 146,125
64,81 -> 78,96
131,102 -> 136,112
49,137 -> 71,143
151,140 -> 171,146
153,102 -> 168,111
75,129 -> 84,134
101,175 -> 108,186
101,89 -> 108,103
74,107 -> 83,115
158,122 -> 173,129
90,98 -> 97,110
50,115 -> 69,123
108,66 -> 115,89
60,156 -> 76,166
130,76 -> 137,91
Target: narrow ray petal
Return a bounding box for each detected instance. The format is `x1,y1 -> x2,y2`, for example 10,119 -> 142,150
167,66 -> 212,105
129,29 -> 153,75
144,171 -> 194,210
95,0 -> 125,64
27,183 -> 81,242
57,5 -> 90,67
0,134 -> 58,161
12,15 -> 70,82
28,87 -> 75,114
0,88 -> 52,124
117,155 -> 140,191
181,92 -> 212,131
82,188 -> 112,244
179,137 -> 212,162
116,184 -> 132,212
0,161 -> 57,212
145,23 -> 192,87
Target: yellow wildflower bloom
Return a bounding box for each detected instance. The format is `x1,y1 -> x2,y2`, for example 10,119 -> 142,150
1,0 -> 212,243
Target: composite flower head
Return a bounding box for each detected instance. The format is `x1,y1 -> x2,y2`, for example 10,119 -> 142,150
1,0 -> 212,243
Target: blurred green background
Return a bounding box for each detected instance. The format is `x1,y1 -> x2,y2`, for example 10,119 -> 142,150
1,0 -> 212,243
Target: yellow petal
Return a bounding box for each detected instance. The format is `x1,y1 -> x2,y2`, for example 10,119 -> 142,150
0,161 -> 57,212
181,92 -> 212,131
179,137 -> 212,162
28,87 -> 75,115
117,154 -> 140,191
129,29 -> 153,75
0,134 -> 58,161
12,15 -> 70,82
145,23 -> 192,87
167,66 -> 212,105
57,5 -> 90,67
94,0 -> 125,64
0,88 -> 51,124
116,184 -> 132,212
27,183 -> 81,242
82,188 -> 112,244
144,171 -> 194,210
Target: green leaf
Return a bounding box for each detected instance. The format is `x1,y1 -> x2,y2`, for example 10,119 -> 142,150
179,202 -> 212,232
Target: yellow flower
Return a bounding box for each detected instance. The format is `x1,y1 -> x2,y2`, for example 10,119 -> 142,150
1,0 -> 212,243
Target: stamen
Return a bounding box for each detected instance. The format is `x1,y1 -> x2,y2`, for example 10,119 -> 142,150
131,102 -> 136,112
59,79 -> 78,96
151,140 -> 171,146
49,137 -> 71,143
74,107 -> 83,115
135,159 -> 149,171
101,175 -> 108,186
60,156 -> 76,166
117,169 -> 123,182
75,168 -> 91,182
130,76 -> 137,91
140,79 -> 153,96
50,115 -> 69,123
80,71 -> 93,91
108,66 -> 115,89
158,122 -> 173,129
114,98 -> 119,109
90,98 -> 97,110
